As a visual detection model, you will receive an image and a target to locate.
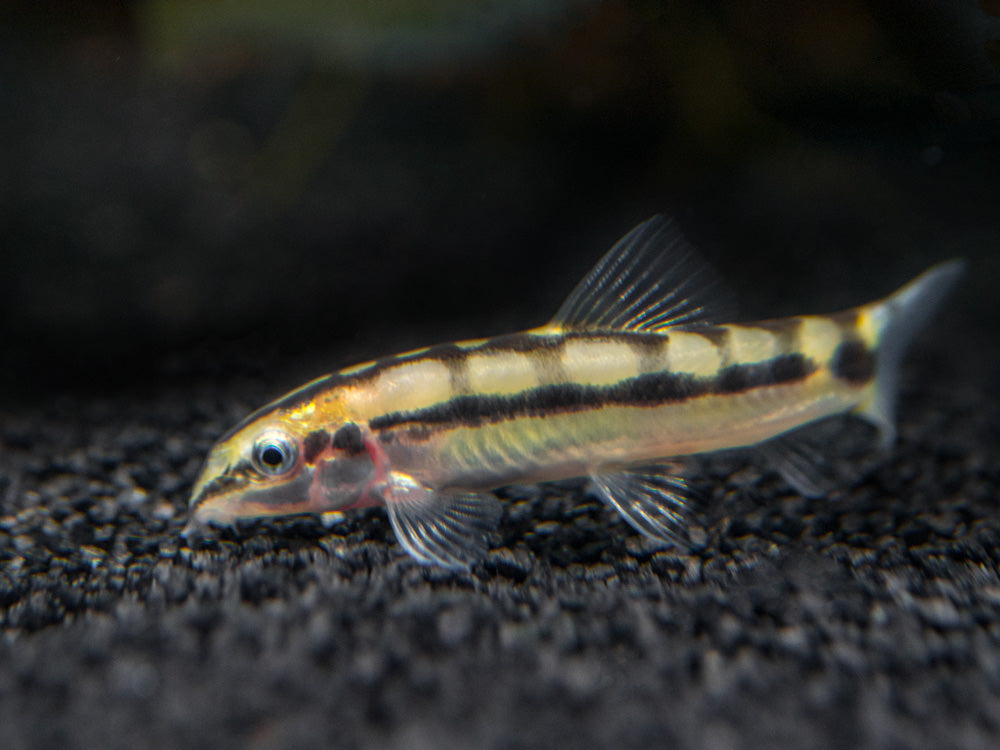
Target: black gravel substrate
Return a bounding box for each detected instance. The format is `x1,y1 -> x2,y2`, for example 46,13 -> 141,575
2,367 -> 998,748
4,3 -> 1000,748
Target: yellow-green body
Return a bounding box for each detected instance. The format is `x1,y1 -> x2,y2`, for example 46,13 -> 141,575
340,316 -> 877,490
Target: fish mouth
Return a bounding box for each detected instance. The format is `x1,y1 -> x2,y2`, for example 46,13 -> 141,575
187,470 -> 250,521
185,449 -> 251,535
182,482 -> 248,542
188,444 -> 240,505
185,462 -> 317,537
182,492 -> 319,541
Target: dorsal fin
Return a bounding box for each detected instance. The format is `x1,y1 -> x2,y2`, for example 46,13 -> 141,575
547,215 -> 736,333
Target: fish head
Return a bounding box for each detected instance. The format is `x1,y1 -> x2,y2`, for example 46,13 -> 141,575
186,415 -> 314,531
186,410 -> 376,533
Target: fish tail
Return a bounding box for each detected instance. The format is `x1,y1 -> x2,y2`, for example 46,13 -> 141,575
860,259 -> 966,447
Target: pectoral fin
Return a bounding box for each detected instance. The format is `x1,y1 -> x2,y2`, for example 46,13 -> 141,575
384,473 -> 502,569
590,464 -> 705,548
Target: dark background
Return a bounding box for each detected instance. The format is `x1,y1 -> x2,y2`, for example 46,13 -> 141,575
3,0 -> 997,399
1,2 -> 999,748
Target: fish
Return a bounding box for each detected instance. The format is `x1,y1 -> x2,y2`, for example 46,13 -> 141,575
185,216 -> 964,568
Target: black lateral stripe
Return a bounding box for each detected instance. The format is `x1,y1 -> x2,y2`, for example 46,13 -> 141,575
369,352 -> 817,432
244,333 -> 619,431
830,340 -> 876,384
715,353 -> 811,394
266,331 -> 746,428
279,332 -> 676,411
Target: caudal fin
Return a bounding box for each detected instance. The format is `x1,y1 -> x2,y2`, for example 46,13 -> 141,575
861,259 -> 966,447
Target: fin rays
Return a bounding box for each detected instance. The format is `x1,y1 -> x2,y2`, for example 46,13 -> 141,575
385,473 -> 501,569
590,464 -> 705,548
550,216 -> 736,333
758,434 -> 837,498
859,258 -> 966,448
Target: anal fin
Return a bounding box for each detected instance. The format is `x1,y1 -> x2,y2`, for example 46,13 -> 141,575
757,435 -> 838,498
590,464 -> 706,549
384,473 -> 501,569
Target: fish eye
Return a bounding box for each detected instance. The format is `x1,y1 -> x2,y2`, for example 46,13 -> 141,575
252,431 -> 298,476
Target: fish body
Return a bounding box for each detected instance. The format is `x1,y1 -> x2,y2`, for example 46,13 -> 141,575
187,217 -> 964,567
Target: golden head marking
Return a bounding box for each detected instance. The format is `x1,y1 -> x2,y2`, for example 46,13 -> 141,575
186,384 -> 376,534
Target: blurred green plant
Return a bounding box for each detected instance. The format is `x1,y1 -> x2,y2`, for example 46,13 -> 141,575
140,0 -> 593,73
